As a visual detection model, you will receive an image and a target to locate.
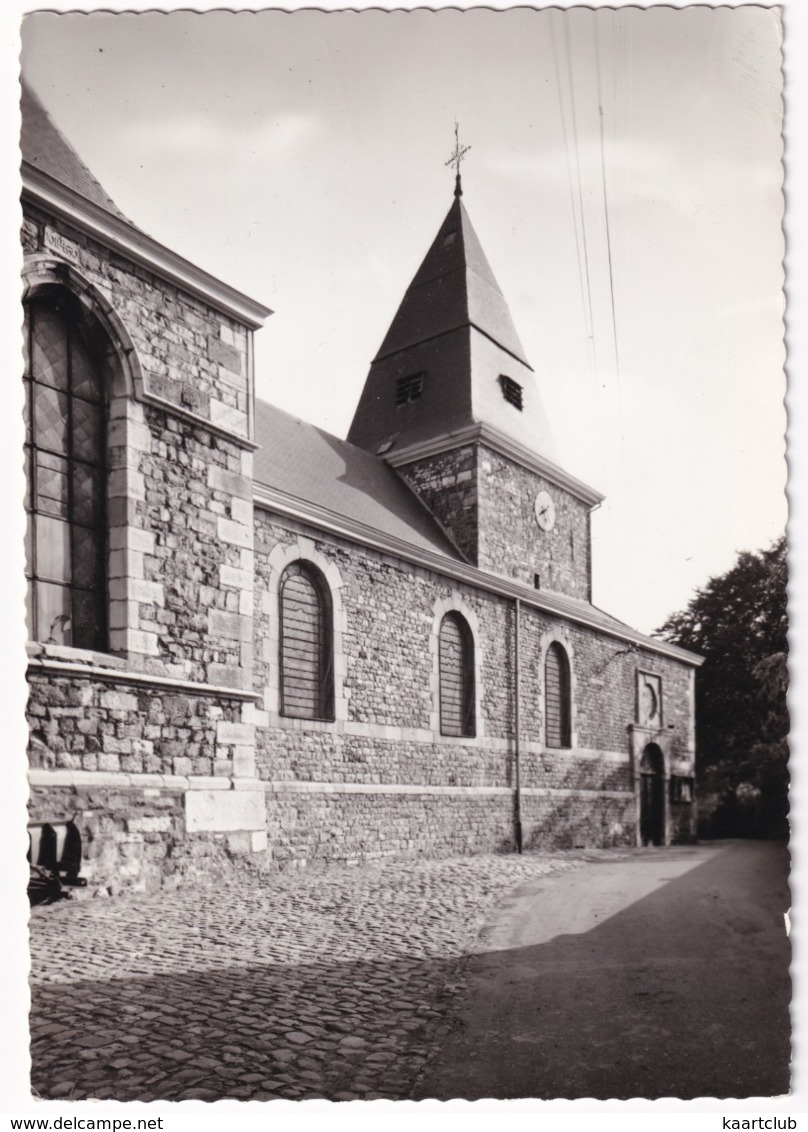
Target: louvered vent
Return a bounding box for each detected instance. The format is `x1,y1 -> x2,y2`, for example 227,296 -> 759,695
280,562 -> 334,720
545,642 -> 571,748
396,372 -> 424,406
498,374 -> 523,410
439,612 -> 475,737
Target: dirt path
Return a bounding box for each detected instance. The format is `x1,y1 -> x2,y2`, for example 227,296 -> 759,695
414,841 -> 791,1100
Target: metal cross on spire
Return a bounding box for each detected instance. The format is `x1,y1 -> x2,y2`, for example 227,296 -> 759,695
445,121 -> 471,197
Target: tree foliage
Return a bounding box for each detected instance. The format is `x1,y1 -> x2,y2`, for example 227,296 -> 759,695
656,537 -> 788,835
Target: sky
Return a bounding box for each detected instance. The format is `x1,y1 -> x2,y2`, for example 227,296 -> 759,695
17,6 -> 786,634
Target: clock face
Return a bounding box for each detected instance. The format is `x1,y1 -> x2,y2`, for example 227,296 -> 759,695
534,491 -> 556,532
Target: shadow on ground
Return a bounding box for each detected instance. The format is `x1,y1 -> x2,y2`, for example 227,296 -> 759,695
30,949 -> 465,1101
30,843 -> 790,1102
414,841 -> 791,1101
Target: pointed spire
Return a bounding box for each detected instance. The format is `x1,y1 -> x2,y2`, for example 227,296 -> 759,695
372,192 -> 530,368
347,187 -> 559,467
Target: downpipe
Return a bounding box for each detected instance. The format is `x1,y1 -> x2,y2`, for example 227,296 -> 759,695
514,596 -> 523,854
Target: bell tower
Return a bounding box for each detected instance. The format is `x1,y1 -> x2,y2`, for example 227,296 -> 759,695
347,164 -> 603,600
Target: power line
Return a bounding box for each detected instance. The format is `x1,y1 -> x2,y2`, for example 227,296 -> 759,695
563,16 -> 599,371
550,10 -> 598,377
594,12 -> 621,384
594,8 -> 629,501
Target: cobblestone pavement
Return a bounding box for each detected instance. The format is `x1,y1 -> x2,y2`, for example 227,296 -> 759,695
28,850 -> 594,1102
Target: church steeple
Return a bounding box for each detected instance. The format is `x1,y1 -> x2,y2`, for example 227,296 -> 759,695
346,188 -> 558,465
347,177 -> 602,593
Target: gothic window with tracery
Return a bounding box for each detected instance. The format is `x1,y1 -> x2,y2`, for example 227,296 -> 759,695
24,289 -> 107,649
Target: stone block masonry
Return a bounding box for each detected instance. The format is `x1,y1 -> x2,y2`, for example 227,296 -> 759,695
253,510 -> 695,867
26,670 -> 266,892
266,791 -> 516,867
477,445 -> 592,599
520,792 -> 636,851
24,203 -> 256,688
398,443 -> 593,600
24,195 -> 265,891
27,673 -> 237,778
28,782 -> 241,895
264,787 -> 635,869
30,206 -> 252,439
140,404 -> 254,688
399,446 -> 479,563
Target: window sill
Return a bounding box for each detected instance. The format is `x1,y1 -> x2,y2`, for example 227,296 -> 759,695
273,714 -> 337,733
26,641 -> 127,670
432,731 -> 484,746
26,647 -> 259,700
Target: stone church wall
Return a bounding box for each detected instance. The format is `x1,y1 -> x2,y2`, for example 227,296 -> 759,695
22,196 -> 697,892
23,205 -> 251,436
398,442 -> 593,599
477,445 -> 592,598
25,667 -> 262,892
265,791 -> 517,867
253,510 -> 695,867
137,404 -> 254,689
27,782 -> 237,896
27,672 -> 238,778
23,201 -> 257,687
398,446 -> 479,563
24,200 -> 266,892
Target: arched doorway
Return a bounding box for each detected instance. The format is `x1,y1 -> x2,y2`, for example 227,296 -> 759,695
640,744 -> 665,846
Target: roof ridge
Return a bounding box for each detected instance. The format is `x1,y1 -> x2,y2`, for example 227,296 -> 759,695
252,398 -> 463,560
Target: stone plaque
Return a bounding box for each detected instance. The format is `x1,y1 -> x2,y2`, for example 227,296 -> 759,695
637,670 -> 663,728
44,227 -> 81,265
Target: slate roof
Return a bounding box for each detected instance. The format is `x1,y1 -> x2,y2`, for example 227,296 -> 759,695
373,193 -> 530,368
253,400 -> 696,657
21,82 -> 133,224
347,190 -> 559,467
253,399 -> 463,559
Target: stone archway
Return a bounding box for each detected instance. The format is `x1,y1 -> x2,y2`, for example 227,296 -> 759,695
639,743 -> 665,847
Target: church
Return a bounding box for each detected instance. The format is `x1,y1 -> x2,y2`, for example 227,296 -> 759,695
21,84 -> 701,893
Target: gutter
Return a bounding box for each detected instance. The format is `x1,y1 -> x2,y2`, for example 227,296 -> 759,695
252,482 -> 704,668
385,421 -> 604,508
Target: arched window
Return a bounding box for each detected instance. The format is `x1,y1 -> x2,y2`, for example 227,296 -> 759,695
279,561 -> 334,720
24,288 -> 107,650
439,612 -> 475,737
545,641 -> 571,748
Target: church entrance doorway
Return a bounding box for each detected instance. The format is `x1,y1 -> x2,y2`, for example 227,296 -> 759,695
640,743 -> 665,846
